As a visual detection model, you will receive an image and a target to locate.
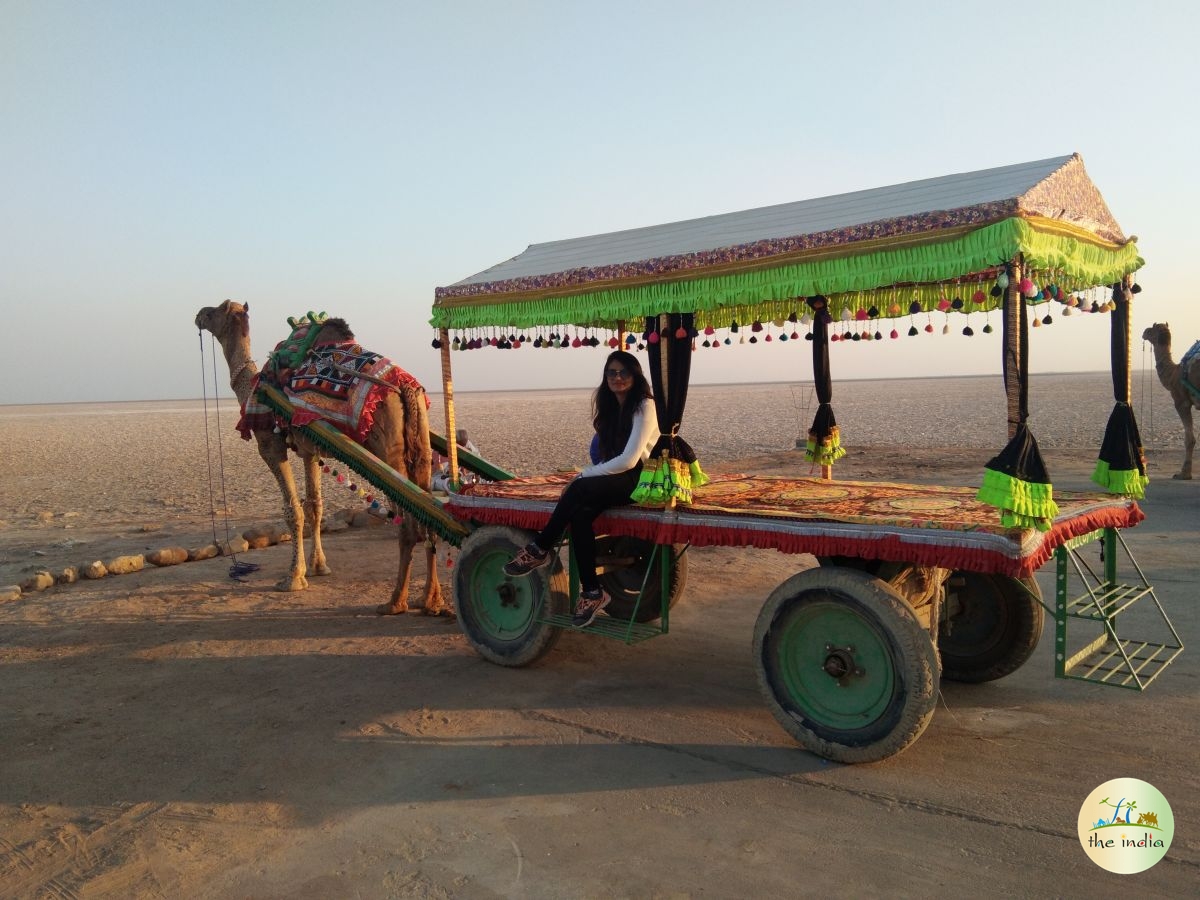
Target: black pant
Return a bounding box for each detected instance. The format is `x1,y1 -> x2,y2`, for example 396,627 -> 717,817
534,464 -> 642,592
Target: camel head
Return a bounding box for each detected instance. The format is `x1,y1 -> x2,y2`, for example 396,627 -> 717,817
195,299 -> 251,343
1142,322 -> 1171,349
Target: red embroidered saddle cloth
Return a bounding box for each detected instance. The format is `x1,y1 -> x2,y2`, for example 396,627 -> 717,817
445,473 -> 1143,578
237,340 -> 426,443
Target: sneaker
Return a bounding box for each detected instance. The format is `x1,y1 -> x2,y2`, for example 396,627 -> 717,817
503,543 -> 550,577
572,588 -> 611,628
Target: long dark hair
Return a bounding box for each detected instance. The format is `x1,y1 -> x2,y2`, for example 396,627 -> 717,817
592,350 -> 653,462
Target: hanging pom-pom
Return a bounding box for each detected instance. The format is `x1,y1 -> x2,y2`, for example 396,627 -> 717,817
788,311 -> 798,323
739,334 -> 746,344
990,284 -> 1003,297
702,339 -> 710,347
963,325 -> 974,336
805,332 -> 814,341
1042,313 -> 1053,325
625,333 -> 637,346
790,331 -> 799,340
608,336 -> 619,348
942,323 -> 950,335
841,308 -> 852,321
675,326 -> 688,339
868,306 -> 880,319
704,324 -> 716,335
800,312 -> 813,326
1021,278 -> 1039,298
937,297 -> 951,312
1131,283 -> 1142,293
908,325 -> 919,336
729,320 -> 739,332
647,331 -> 660,344
431,338 -> 442,349
751,320 -> 763,332
996,271 -> 1009,289
724,337 -> 731,345
764,333 -> 773,342
749,335 -> 758,343
909,301 -> 922,315
972,290 -> 987,304
983,323 -> 994,334
925,323 -> 934,333
951,297 -> 964,310
778,332 -> 788,342
890,328 -> 899,339
1032,317 -> 1042,328
1062,306 -> 1073,316
854,308 -> 868,321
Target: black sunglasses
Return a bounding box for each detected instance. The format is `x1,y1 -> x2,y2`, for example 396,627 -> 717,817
605,367 -> 631,380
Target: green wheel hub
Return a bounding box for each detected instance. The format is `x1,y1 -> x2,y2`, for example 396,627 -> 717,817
462,546 -> 542,641
771,600 -> 896,729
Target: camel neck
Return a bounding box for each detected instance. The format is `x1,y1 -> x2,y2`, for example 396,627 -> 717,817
1152,343 -> 1175,382
222,343 -> 259,405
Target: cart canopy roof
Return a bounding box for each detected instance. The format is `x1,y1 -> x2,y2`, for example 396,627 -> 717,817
432,153 -> 1141,331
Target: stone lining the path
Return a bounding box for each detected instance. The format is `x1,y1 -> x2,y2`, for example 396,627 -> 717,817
1,506 -> 391,603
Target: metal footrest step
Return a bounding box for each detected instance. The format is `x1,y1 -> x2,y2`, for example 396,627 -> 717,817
1061,635 -> 1184,689
1064,582 -> 1155,619
1054,528 -> 1183,691
539,613 -> 664,644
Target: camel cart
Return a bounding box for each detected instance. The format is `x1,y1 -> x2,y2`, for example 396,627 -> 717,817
289,154 -> 1183,763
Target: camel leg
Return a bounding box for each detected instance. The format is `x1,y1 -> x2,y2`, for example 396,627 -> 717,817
1175,404 -> 1194,480
376,518 -> 418,615
257,435 -> 308,591
419,536 -> 448,616
302,454 -> 332,575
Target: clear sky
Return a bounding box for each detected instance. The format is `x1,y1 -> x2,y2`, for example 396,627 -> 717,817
3,0 -> 1197,404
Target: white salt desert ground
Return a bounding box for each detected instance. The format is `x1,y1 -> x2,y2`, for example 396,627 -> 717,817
0,373 -> 1196,897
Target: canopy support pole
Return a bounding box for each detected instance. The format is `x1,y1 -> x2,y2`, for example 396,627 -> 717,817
438,328 -> 459,489
1003,255 -> 1022,439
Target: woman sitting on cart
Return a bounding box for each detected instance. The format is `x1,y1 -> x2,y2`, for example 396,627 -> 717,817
504,349 -> 659,627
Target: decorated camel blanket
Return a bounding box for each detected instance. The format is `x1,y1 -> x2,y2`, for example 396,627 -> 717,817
237,340 -> 426,443
445,473 -> 1143,578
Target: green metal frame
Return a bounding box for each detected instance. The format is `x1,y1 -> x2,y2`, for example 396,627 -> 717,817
534,538 -> 679,644
1052,527 -> 1183,690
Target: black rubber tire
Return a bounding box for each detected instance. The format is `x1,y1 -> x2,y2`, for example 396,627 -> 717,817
752,567 -> 940,764
454,526 -> 569,667
938,572 -> 1044,683
595,536 -> 688,623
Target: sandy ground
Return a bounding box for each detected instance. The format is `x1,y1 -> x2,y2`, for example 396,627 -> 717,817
2,433 -> 1198,898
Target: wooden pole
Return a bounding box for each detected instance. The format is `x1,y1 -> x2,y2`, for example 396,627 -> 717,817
1003,257 -> 1022,439
658,314 -> 675,509
1120,273 -> 1134,404
438,328 -> 459,489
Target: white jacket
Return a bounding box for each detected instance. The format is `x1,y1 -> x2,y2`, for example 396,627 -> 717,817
580,397 -> 660,478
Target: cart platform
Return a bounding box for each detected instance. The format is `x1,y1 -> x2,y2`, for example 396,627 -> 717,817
445,472 -> 1143,579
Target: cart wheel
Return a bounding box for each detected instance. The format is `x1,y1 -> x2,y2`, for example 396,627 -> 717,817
938,572 -> 1043,683
596,536 -> 688,623
454,526 -> 569,667
753,567 -> 939,764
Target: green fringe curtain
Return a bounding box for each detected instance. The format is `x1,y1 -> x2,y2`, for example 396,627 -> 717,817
430,218 -> 1143,331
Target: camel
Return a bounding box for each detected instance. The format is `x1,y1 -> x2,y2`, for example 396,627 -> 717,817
194,299 -> 446,615
1142,322 -> 1199,480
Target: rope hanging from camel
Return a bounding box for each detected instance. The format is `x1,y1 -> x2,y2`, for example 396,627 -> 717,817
199,331 -> 261,581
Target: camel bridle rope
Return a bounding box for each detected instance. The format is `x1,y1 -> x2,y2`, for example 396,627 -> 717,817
199,330 -> 260,581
